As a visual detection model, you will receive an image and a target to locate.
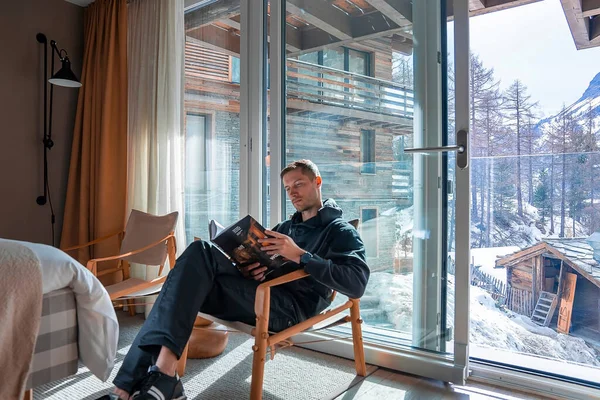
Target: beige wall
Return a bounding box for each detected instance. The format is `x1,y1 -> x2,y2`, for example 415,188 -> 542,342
0,0 -> 84,245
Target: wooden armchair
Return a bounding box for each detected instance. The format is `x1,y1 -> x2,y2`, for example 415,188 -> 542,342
178,219 -> 367,400
62,209 -> 178,310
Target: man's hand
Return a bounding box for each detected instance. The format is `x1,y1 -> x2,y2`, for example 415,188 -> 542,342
240,262 -> 268,281
259,230 -> 305,264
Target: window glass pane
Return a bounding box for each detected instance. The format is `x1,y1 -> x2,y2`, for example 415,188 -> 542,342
320,48 -> 346,104
283,1 -> 450,356
231,56 -> 240,83
463,2 -> 600,384
299,52 -> 319,64
348,49 -> 368,76
322,48 -> 344,70
184,1 -> 241,245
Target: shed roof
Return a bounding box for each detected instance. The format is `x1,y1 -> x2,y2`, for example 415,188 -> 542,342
496,238 -> 600,289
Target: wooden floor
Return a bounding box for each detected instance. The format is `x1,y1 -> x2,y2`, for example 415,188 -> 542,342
334,368 -> 550,400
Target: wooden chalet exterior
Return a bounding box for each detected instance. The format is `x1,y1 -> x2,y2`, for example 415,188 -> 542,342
182,0 -> 600,271
183,2 -> 419,271
496,235 -> 600,336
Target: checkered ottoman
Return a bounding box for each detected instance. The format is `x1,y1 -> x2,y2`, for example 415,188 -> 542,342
25,288 -> 79,389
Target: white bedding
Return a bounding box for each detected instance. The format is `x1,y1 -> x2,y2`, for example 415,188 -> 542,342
0,239 -> 119,382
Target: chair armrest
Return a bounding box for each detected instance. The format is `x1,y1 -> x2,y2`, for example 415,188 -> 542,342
86,233 -> 175,275
61,230 -> 123,252
253,270 -> 310,328
257,270 -> 309,289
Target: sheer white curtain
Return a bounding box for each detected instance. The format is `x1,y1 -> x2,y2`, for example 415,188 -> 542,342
127,0 -> 185,314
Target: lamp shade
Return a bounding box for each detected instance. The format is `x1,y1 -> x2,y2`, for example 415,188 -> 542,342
49,57 -> 81,88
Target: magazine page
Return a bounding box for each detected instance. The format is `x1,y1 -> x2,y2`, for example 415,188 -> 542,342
211,215 -> 289,271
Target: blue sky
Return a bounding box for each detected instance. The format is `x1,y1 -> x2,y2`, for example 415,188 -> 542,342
449,0 -> 600,117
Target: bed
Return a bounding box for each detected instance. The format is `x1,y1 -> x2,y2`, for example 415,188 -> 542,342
0,239 -> 119,398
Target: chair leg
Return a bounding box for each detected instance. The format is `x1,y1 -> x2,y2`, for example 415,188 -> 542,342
127,299 -> 136,316
177,342 -> 189,377
350,299 -> 367,376
250,319 -> 269,400
23,389 -> 33,400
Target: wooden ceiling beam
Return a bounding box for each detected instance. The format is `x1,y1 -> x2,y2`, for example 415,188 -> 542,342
560,0 -> 595,50
582,0 -> 600,17
391,34 -> 413,55
286,0 -> 353,40
469,0 -> 486,11
186,26 -> 241,58
285,25 -> 303,53
185,0 -> 240,31
218,18 -> 240,30
448,0 -> 543,18
213,17 -> 302,53
363,0 -> 412,26
591,17 -> 600,41
294,25 -> 409,56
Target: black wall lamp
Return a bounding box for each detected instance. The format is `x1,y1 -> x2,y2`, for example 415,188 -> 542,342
36,33 -> 82,246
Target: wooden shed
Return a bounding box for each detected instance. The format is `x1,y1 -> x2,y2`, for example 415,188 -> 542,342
495,236 -> 600,337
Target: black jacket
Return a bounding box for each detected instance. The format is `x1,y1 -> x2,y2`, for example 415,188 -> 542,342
272,199 -> 370,319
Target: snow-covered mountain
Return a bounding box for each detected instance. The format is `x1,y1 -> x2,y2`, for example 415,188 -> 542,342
537,72 -> 600,142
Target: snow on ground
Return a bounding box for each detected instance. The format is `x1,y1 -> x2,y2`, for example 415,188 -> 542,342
362,272 -> 600,368
468,283 -> 600,367
449,246 -> 519,284
478,201 -> 589,249
394,205 -> 413,236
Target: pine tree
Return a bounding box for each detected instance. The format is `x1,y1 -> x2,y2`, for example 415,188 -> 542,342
534,168 -> 551,224
503,80 -> 537,217
470,54 -> 500,224
550,107 -> 578,237
392,53 -> 413,87
480,89 -> 502,246
494,157 -> 516,212
525,116 -> 536,205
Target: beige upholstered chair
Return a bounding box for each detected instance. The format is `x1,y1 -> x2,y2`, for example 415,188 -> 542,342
62,209 -> 178,310
177,219 -> 367,400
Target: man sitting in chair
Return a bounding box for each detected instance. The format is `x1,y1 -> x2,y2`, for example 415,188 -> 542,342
102,159 -> 370,400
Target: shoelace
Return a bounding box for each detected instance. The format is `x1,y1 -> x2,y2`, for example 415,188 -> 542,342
138,370 -> 162,395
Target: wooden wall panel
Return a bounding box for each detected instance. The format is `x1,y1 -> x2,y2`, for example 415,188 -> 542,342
185,40 -> 231,82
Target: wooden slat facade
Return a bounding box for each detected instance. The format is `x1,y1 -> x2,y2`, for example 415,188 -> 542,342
185,40 -> 232,82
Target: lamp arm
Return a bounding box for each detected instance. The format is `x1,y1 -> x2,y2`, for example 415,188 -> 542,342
50,40 -> 70,61
50,40 -> 63,60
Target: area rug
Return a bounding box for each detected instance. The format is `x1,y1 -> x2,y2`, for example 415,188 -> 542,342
33,313 -> 377,400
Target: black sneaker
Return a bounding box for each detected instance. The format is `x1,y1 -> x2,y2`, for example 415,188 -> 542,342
131,365 -> 187,400
95,394 -> 127,400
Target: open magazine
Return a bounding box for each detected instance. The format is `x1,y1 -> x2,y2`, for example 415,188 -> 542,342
209,215 -> 291,275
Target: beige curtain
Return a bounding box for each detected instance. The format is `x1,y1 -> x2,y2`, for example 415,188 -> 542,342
60,0 -> 128,286
127,0 -> 185,314
127,0 -> 185,252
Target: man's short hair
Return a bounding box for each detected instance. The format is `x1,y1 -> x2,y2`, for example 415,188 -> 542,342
280,159 -> 321,180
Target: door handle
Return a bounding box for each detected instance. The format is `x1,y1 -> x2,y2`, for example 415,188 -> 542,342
403,145 -> 464,154
403,130 -> 469,169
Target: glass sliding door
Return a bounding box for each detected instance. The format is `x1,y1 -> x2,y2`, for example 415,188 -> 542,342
268,0 -> 472,383
462,5 -> 600,388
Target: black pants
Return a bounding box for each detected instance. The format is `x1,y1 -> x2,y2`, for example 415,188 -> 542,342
113,240 -> 301,394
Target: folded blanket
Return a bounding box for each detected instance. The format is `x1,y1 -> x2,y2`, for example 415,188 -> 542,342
0,240 -> 43,399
